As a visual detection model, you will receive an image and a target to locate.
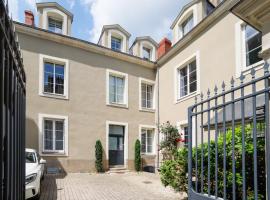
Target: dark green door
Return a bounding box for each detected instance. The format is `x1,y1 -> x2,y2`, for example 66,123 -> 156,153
109,125 -> 124,166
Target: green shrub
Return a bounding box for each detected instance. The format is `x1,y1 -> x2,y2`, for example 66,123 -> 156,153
135,139 -> 141,171
95,140 -> 104,173
160,124 -> 266,199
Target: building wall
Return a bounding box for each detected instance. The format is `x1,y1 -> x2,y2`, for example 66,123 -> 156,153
18,32 -> 156,172
159,13 -> 253,127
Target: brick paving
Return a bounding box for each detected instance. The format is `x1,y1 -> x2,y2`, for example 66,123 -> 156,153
39,172 -> 186,200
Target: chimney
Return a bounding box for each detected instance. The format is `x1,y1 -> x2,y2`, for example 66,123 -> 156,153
24,10 -> 34,26
158,38 -> 172,59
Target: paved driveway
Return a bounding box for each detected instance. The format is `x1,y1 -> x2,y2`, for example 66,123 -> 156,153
40,172 -> 185,200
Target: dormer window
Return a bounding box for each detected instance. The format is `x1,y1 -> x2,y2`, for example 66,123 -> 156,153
48,17 -> 63,34
181,14 -> 194,37
143,47 -> 151,60
111,37 -> 122,52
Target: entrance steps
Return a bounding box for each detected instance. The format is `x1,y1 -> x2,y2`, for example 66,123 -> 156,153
106,166 -> 130,174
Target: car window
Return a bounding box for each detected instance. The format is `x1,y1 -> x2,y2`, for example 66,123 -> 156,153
25,152 -> 36,163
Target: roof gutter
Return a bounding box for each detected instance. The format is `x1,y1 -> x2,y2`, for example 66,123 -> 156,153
14,22 -> 156,69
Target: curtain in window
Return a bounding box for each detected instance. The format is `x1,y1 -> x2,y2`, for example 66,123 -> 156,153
109,75 -> 124,104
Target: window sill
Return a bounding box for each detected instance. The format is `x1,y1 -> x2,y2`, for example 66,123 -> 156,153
241,60 -> 265,76
175,91 -> 198,104
106,103 -> 128,109
40,151 -> 68,157
141,153 -> 156,156
39,93 -> 69,100
139,108 -> 155,113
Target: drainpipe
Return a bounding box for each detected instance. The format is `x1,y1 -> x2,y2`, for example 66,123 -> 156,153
156,64 -> 160,170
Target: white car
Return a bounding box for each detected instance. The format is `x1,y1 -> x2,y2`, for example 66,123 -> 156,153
25,148 -> 46,199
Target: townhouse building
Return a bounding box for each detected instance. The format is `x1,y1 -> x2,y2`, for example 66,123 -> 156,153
15,0 -> 266,172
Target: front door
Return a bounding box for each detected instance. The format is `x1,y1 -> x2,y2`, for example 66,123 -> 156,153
109,125 -> 124,166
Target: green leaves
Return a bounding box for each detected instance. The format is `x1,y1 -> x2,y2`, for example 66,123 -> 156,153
135,139 -> 142,172
95,140 -> 104,173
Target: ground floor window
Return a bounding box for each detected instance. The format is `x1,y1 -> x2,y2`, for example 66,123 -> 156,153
141,128 -> 154,154
39,114 -> 68,155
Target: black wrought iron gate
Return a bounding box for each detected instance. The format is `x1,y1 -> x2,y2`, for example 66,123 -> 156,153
188,62 -> 270,200
0,1 -> 26,199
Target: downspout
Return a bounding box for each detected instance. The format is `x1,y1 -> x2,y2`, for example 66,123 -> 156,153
156,64 -> 160,170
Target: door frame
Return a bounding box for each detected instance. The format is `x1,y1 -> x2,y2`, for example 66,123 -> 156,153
106,121 -> 128,168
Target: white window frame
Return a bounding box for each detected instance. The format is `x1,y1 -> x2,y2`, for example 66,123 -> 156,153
139,125 -> 156,155
140,41 -> 156,61
139,78 -> 155,112
106,69 -> 128,108
42,8 -> 68,35
108,30 -> 127,53
39,54 -> 69,99
235,21 -> 264,77
176,121 -> 188,148
174,51 -> 200,103
38,113 -> 68,156
106,121 -> 128,168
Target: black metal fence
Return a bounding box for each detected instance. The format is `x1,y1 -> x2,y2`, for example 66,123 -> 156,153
0,1 -> 26,199
188,61 -> 270,200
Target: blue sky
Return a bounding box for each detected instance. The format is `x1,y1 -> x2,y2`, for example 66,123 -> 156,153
9,0 -> 190,43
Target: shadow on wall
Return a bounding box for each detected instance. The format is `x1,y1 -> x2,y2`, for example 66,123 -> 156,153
26,117 -> 39,150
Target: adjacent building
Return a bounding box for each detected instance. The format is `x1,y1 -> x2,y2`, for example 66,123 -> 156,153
15,0 -> 266,172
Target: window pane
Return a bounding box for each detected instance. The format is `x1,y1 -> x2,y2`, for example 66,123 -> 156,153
44,82 -> 54,93
182,15 -> 194,36
44,120 -> 53,150
55,84 -> 64,95
143,47 -> 151,60
245,25 -> 262,66
55,65 -> 64,75
111,37 -> 122,51
48,18 -> 63,34
147,130 -> 153,153
44,62 -> 54,73
141,132 -> 146,153
184,127 -> 188,147
55,121 -> 64,131
189,61 -> 197,93
179,67 -> 188,97
44,73 -> 54,84
109,76 -> 116,103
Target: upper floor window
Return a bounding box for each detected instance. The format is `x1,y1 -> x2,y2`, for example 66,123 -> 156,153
39,54 -> 69,99
107,69 -> 128,107
44,62 -> 65,95
111,37 -> 122,51
48,17 -> 63,34
244,25 -> 262,67
141,83 -> 153,109
141,128 -> 154,154
181,14 -> 194,37
177,60 -> 197,99
143,47 -> 151,60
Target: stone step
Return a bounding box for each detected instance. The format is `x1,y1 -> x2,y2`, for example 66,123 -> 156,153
106,167 -> 130,174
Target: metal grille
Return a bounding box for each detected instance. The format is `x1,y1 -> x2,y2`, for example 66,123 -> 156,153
188,61 -> 270,200
0,0 -> 26,199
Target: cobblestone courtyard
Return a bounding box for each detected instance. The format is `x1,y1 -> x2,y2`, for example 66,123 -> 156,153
39,172 -> 184,200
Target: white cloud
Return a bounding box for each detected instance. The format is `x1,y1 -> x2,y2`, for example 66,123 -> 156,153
81,0 -> 190,43
8,0 -> 19,20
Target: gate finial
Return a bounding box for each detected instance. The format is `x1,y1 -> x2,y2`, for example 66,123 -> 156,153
222,81 -> 225,92
240,73 -> 245,84
214,85 -> 218,95
230,77 -> 235,88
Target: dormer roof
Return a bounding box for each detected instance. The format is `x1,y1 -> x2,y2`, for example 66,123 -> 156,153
170,0 -> 200,29
36,2 -> 74,22
101,24 -> 131,38
130,36 -> 158,49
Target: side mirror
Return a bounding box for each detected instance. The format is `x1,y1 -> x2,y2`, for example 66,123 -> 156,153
40,159 -> 46,164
